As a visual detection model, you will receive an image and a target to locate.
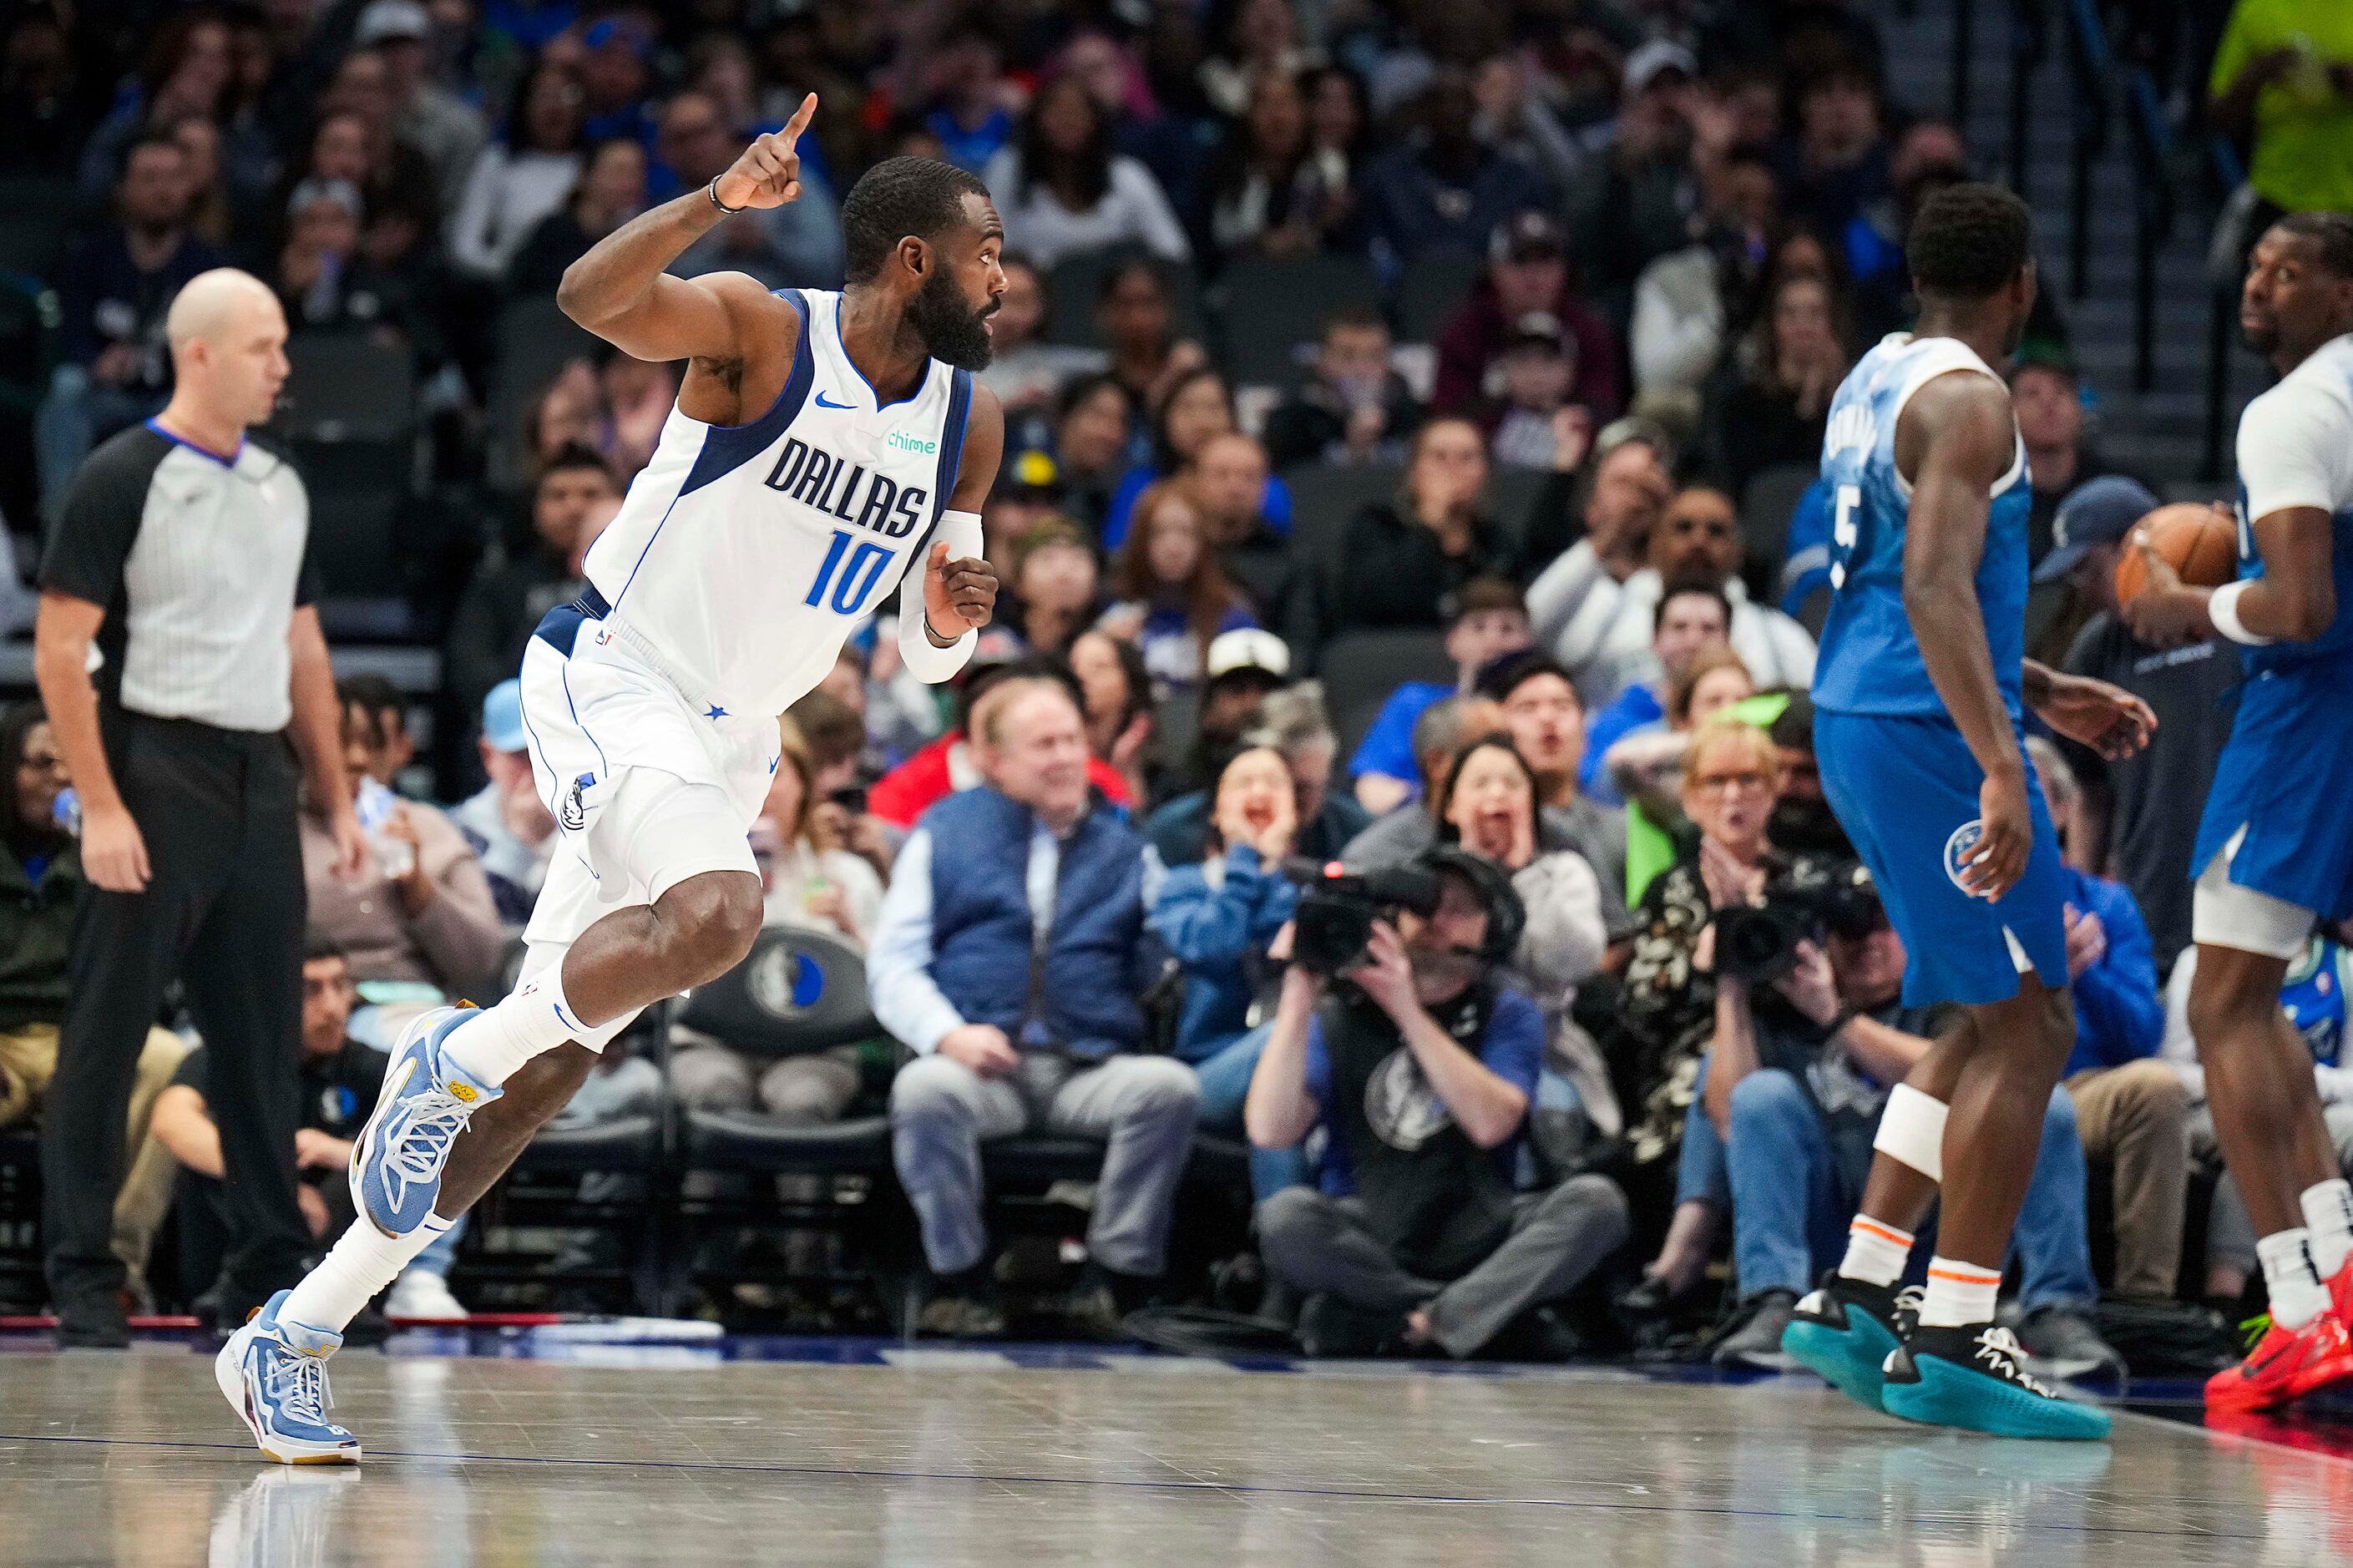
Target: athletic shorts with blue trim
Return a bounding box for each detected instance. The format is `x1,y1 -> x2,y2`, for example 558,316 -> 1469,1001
2191,661 -> 2353,924
1814,710 -> 2070,1006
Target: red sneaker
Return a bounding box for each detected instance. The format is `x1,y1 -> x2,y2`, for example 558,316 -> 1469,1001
2205,1311 -> 2353,1412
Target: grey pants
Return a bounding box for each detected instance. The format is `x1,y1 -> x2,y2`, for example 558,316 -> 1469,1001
1256,1173 -> 1630,1358
670,1043 -> 862,1125
889,1050 -> 1201,1277
2199,1102 -> 2353,1278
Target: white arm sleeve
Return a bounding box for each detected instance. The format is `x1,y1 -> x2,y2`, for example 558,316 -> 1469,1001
1525,539 -> 1605,648
2239,381 -> 2353,524
895,509 -> 983,685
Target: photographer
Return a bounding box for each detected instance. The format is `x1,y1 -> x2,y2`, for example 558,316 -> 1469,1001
1245,848 -> 1630,1358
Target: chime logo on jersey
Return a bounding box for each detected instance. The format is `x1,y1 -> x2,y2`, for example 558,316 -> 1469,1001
761,436 -> 929,539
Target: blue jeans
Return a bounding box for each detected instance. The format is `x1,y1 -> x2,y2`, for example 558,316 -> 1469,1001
1190,1024 -> 1310,1200
1683,1064 -> 2098,1310
35,364 -> 160,528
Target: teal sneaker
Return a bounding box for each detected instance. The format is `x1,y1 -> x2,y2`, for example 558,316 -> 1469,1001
1782,1273 -> 1919,1412
1880,1323 -> 2113,1440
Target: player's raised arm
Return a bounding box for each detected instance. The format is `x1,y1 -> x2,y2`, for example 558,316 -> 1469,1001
556,94 -> 819,418
1898,370 -> 2030,898
898,383 -> 1004,682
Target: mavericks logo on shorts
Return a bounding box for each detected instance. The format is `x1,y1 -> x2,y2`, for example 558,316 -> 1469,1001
1944,819 -> 1985,898
559,772 -> 593,832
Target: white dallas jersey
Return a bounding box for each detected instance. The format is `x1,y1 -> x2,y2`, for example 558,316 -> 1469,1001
582,287 -> 976,717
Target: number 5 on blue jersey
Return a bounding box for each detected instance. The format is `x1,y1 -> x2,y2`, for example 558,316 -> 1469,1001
805,529 -> 895,616
1829,483 -> 1862,590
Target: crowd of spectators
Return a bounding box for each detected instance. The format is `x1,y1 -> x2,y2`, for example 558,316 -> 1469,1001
0,0 -> 2346,1369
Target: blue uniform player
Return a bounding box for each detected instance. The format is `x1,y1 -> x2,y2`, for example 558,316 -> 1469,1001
2123,212 -> 2353,1414
1774,186 -> 2155,1439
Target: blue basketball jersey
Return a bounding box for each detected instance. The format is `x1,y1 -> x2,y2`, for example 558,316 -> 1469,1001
2229,332 -> 2353,675
1811,334 -> 2032,722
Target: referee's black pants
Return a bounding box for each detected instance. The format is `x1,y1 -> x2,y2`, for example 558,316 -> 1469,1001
43,711 -> 311,1314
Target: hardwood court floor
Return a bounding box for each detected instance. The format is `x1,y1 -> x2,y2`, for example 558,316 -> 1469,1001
3,1333 -> 2349,1565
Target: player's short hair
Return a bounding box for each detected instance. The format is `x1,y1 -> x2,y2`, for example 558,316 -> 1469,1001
2270,211 -> 2353,278
841,156 -> 990,283
1906,182 -> 2032,300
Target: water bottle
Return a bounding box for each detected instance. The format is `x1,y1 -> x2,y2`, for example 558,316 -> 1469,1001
354,776 -> 414,879
51,787 -> 79,837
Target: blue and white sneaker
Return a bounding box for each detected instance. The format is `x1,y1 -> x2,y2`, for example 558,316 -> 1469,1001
215,1290 -> 361,1464
351,1006 -> 500,1238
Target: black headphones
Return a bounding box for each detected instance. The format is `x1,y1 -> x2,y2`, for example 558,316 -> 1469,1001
1412,846 -> 1526,966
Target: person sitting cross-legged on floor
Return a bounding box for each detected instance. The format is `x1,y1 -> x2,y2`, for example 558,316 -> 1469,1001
1245,847 -> 1631,1358
875,676 -> 1198,1338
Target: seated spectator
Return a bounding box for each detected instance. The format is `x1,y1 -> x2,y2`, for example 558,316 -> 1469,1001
870,658 -> 1136,830
1601,647 -> 1757,820
1202,68 -> 1355,266
1247,847 -> 1631,1358
1844,119 -> 1971,343
2012,354 -> 2149,654
2054,482 -> 2241,968
1263,307 -> 1422,471
1001,519 -> 1103,657
1539,481 -> 1818,707
1474,651 -> 1633,934
1362,71 -> 1550,271
877,678 -> 1197,1337
306,681 -> 506,1019
1102,368 -> 1293,550
1484,312 -> 1594,471
1438,736 -> 1613,1160
449,680 -> 557,928
1070,629 -> 1156,807
575,14 -> 657,145
1349,578 -> 1531,815
448,55 -> 587,281
1343,694 -> 1504,864
980,446 -> 1071,575
1433,210 -> 1620,427
974,254 -> 1108,416
983,73 -> 1192,270
656,87 -> 845,290
2028,738 -> 2188,1306
1523,423 -> 1673,678
444,444 -> 620,742
1662,858 -> 2119,1379
1701,269 -> 1852,504
1090,262 -> 1202,450
1150,746 -> 1308,1193
1151,627 -> 1293,802
1198,0 -> 1326,120
1147,676 -> 1369,868
149,936 -> 466,1322
271,178 -> 428,346
0,703 -> 183,1308
278,100 -> 441,282
790,688 -> 898,887
1565,41 -> 1707,315
504,135 -> 649,297
1192,432 -> 1319,658
1330,418 -> 1517,632
36,132 -> 219,529
1631,143 -> 1781,403
922,27 -> 1020,175
334,674 -> 417,791
1054,372 -> 1139,533
590,344 -> 681,479
1771,58 -> 1891,245
358,0 -> 488,205
1101,481 -> 1261,691
1581,581 -> 1736,804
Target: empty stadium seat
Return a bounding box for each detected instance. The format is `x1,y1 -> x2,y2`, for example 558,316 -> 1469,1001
1317,629 -> 1455,759
1739,462 -> 1818,603
1212,254 -> 1382,388
485,295 -> 600,492
274,335 -> 416,443
1395,250 -> 1486,344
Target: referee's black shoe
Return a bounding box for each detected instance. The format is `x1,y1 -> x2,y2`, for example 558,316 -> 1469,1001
53,1285 -> 131,1349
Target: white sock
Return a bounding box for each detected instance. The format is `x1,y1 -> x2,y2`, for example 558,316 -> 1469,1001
281,1212 -> 454,1336
2300,1178 -> 2353,1281
440,966 -> 590,1089
2259,1227 -> 2331,1331
1836,1216 -> 1915,1288
1918,1257 -> 2001,1328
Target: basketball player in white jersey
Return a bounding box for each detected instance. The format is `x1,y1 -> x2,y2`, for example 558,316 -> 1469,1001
218,98 -> 1008,1462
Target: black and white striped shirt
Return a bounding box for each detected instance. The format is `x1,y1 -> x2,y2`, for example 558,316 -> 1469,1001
41,421 -> 320,732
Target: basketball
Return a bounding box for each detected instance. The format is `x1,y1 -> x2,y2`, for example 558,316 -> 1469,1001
2114,503 -> 2239,602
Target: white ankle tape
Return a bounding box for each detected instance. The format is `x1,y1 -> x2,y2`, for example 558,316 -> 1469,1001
1873,1084 -> 1947,1181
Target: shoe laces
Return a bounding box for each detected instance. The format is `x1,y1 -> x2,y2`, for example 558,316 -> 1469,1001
1973,1325 -> 2062,1399
263,1344 -> 337,1429
381,1088 -> 477,1203
1892,1285 -> 1924,1331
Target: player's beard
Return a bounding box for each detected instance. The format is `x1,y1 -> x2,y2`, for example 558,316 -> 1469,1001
909,266 -> 996,371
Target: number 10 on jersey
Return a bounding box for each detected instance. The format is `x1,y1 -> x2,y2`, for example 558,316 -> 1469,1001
1828,483 -> 1861,590
804,529 -> 895,616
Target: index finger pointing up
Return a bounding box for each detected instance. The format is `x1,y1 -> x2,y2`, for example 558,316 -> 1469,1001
780,92 -> 818,150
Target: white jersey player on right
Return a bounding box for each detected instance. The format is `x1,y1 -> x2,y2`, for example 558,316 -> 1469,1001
219,99 -> 1009,1464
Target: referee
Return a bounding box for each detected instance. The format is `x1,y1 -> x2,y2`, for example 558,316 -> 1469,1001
33,269 -> 367,1346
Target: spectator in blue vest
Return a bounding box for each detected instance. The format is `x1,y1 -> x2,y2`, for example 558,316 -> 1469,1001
1349,579 -> 1531,816
875,676 -> 1197,1339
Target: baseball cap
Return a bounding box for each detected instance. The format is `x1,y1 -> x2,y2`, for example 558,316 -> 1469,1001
999,443 -> 1063,496
1490,210 -> 1566,266
2034,475 -> 2159,582
1504,311 -> 1567,352
482,680 -> 526,753
286,177 -> 363,220
1205,628 -> 1291,685
354,0 -> 429,46
1624,39 -> 1698,94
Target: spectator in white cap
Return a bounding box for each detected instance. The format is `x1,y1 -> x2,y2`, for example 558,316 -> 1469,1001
353,0 -> 485,205
448,679 -> 557,930
1564,40 -> 1703,316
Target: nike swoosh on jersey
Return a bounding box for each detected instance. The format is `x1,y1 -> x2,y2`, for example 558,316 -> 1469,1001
813,391 -> 854,410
